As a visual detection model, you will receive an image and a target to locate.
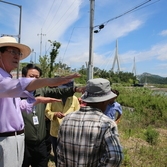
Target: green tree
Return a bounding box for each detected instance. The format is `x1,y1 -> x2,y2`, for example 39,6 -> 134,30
39,55 -> 49,77
78,65 -> 87,75
99,70 -> 109,79
48,40 -> 61,78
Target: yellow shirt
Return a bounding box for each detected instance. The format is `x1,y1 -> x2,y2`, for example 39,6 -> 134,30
45,95 -> 80,137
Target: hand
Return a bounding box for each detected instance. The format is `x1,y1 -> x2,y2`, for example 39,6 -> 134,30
54,112 -> 65,119
51,73 -> 81,87
75,86 -> 86,93
65,73 -> 81,79
115,120 -> 120,124
33,96 -> 61,106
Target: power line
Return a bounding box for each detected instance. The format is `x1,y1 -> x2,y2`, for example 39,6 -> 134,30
46,0 -> 77,34
60,26 -> 87,63
94,0 -> 160,33
41,0 -> 56,29
43,0 -> 63,32
61,27 -> 75,63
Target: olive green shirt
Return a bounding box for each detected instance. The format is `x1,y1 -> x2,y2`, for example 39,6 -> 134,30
22,86 -> 75,143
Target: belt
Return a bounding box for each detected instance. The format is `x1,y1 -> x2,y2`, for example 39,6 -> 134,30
0,129 -> 24,137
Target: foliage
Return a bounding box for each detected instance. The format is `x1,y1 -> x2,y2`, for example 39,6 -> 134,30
144,126 -> 159,145
37,40 -> 62,78
115,86 -> 167,166
116,86 -> 167,127
48,40 -> 61,78
122,149 -> 130,166
138,73 -> 167,84
39,55 -> 49,77
75,75 -> 87,85
75,66 -> 138,84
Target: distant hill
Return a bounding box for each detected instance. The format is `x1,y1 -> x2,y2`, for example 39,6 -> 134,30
137,72 -> 167,84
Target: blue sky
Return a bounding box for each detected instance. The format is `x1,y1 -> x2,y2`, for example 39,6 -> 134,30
0,0 -> 167,77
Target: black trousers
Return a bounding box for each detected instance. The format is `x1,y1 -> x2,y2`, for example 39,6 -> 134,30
22,139 -> 48,167
45,119 -> 52,159
51,136 -> 58,166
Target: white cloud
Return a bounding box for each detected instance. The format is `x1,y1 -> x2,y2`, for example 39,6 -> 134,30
159,30 -> 167,36
118,42 -> 167,64
1,0 -> 167,76
93,18 -> 143,49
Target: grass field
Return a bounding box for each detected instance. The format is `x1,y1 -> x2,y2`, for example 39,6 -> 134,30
48,86 -> 167,166
47,127 -> 167,167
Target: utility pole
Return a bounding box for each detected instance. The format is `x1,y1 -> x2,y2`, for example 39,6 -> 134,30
87,0 -> 95,80
30,49 -> 36,64
30,49 -> 33,63
0,0 -> 22,78
37,29 -> 46,56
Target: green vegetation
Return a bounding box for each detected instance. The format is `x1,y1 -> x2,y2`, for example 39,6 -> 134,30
144,126 -> 159,145
139,73 -> 167,84
75,86 -> 167,166
114,86 -> 167,167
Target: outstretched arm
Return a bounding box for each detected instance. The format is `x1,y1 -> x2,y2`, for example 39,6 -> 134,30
43,86 -> 86,99
33,96 -> 61,106
26,73 -> 81,92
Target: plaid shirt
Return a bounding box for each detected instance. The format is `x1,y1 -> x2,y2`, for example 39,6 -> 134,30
57,106 -> 123,167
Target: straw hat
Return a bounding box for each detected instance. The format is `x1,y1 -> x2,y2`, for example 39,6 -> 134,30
0,36 -> 31,60
81,78 -> 117,103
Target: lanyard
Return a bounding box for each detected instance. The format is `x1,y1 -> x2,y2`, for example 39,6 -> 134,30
32,106 -> 36,115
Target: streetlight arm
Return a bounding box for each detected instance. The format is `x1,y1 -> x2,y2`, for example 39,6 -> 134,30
0,0 -> 21,8
0,0 -> 22,78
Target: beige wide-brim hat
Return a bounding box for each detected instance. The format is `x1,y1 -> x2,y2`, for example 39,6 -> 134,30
81,78 -> 117,103
0,36 -> 31,60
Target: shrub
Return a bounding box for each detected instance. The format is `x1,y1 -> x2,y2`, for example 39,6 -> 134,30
144,126 -> 159,145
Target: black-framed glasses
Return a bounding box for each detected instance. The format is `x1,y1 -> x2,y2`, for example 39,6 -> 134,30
5,49 -> 22,57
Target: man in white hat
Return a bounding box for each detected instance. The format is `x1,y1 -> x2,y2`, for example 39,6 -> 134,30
57,78 -> 123,167
0,36 -> 81,167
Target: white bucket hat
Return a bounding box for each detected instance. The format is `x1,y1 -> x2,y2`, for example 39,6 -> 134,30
0,36 -> 31,60
81,78 -> 117,103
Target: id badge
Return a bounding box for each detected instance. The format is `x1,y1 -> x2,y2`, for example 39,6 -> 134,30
33,116 -> 39,125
